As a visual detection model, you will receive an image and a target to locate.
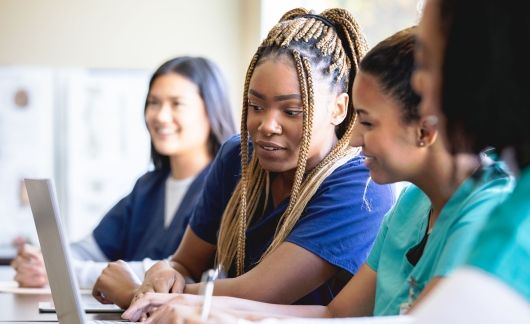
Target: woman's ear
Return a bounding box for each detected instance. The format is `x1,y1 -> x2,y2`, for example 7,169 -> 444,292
416,115 -> 439,147
331,93 -> 349,126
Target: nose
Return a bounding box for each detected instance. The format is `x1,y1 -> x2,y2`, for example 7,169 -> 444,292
155,102 -> 173,122
258,110 -> 282,136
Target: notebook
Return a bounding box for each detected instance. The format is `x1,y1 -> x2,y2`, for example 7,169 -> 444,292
25,178 -> 137,323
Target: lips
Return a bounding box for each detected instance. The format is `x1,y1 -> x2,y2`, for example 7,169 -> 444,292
362,152 -> 376,167
254,139 -> 286,151
154,125 -> 179,136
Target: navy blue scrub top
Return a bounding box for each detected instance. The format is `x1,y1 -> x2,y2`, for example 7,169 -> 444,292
93,165 -> 211,261
190,135 -> 395,305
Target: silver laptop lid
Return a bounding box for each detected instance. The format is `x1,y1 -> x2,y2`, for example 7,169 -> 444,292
25,178 -> 87,324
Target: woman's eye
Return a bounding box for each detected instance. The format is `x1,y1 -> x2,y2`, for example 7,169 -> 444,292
171,101 -> 182,108
285,109 -> 303,117
360,121 -> 373,128
248,103 -> 263,111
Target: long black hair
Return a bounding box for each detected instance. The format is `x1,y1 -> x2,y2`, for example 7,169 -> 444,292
146,56 -> 237,170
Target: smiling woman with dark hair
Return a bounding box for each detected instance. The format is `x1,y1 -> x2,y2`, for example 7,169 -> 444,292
11,56 -> 237,289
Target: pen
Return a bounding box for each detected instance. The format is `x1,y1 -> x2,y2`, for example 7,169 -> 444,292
200,267 -> 219,321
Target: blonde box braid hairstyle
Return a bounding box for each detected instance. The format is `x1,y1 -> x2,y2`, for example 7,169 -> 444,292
217,8 -> 368,276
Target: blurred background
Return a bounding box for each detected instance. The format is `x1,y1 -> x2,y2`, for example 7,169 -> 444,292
0,0 -> 420,261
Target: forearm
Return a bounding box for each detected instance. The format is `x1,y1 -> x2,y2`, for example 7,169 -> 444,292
182,282 -> 332,319
214,296 -> 332,319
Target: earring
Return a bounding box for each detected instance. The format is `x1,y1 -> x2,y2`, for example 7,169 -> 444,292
418,141 -> 425,147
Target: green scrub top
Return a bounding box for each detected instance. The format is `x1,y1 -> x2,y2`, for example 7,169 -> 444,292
368,161 -> 513,315
467,165 -> 530,301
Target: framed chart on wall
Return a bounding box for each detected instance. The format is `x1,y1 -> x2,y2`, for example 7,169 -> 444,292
0,66 -> 151,251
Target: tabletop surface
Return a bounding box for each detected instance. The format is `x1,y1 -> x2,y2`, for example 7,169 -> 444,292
0,266 -> 125,322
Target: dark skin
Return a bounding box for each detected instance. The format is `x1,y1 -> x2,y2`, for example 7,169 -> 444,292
92,56 -> 350,310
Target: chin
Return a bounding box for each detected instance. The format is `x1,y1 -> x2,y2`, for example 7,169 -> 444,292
368,172 -> 393,185
153,145 -> 181,156
257,160 -> 295,173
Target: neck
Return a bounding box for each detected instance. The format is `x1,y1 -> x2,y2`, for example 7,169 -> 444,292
168,145 -> 212,180
413,150 -> 480,227
270,134 -> 338,206
270,171 -> 295,207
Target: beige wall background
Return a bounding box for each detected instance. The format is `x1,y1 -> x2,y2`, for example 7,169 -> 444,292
0,0 -> 263,114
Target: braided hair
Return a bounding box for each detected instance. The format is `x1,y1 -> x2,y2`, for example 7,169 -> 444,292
216,8 -> 368,275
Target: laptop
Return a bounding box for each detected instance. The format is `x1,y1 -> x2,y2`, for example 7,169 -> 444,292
25,178 -> 137,324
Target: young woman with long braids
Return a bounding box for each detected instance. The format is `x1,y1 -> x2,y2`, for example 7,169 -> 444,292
120,26 -> 514,323
91,8 -> 394,310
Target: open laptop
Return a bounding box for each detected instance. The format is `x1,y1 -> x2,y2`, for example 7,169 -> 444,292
25,178 -> 137,323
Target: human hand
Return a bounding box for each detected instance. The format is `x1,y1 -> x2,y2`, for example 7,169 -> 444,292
11,244 -> 48,287
130,260 -> 186,306
142,301 -> 238,324
123,292 -> 204,322
92,260 -> 142,309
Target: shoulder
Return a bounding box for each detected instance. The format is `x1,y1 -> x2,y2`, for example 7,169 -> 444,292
319,152 -> 395,204
460,160 -> 514,212
384,184 -> 430,225
217,134 -> 242,160
130,169 -> 169,192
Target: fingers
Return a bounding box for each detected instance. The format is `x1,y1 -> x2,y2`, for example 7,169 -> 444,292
12,259 -> 47,287
14,271 -> 47,287
92,277 -> 110,304
170,274 -> 186,294
123,292 -> 176,321
152,277 -> 174,293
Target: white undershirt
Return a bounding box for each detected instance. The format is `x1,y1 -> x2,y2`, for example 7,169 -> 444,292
164,175 -> 195,227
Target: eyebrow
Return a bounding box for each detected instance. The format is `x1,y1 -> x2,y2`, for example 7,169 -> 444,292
147,94 -> 185,101
248,89 -> 301,101
355,108 -> 368,116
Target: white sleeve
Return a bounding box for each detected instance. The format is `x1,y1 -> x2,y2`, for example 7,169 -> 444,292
411,267 -> 530,324
125,258 -> 160,281
70,234 -> 109,262
69,235 -> 164,288
69,234 -> 109,288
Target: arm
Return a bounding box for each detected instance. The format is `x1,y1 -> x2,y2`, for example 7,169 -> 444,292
124,263 -> 378,322
10,236 -> 111,288
119,226 -> 216,308
185,241 -> 336,304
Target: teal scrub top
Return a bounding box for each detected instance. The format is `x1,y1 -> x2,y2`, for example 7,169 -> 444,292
367,161 -> 513,315
467,165 -> 530,301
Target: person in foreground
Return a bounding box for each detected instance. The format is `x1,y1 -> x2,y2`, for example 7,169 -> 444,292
121,26 -> 513,322
92,8 -> 395,310
409,0 -> 530,322
11,56 -> 236,289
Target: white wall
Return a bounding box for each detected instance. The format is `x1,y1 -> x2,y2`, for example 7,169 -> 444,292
0,0 -> 256,112
0,0 -> 263,244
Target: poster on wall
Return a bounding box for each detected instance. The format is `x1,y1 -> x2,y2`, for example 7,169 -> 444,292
61,69 -> 151,241
0,66 -> 151,253
0,67 -> 55,249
